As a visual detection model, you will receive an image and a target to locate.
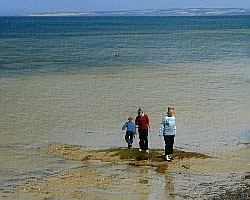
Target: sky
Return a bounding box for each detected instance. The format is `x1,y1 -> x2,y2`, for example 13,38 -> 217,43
0,0 -> 250,15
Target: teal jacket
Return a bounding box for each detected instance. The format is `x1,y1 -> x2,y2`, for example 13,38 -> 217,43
159,115 -> 176,136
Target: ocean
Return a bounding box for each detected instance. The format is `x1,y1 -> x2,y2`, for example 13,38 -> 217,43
0,16 -> 250,191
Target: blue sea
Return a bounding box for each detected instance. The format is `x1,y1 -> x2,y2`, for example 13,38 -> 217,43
1,16 -> 250,75
0,16 -> 250,196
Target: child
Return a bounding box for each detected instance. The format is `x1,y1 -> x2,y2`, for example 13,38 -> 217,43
135,108 -> 152,153
122,117 -> 136,148
159,107 -> 176,162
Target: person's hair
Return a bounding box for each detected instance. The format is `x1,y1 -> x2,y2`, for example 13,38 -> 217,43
138,108 -> 143,114
128,117 -> 133,121
168,107 -> 174,111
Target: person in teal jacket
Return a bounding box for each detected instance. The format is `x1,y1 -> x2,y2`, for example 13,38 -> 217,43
159,107 -> 176,162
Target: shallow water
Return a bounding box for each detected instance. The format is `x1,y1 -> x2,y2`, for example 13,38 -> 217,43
0,16 -> 250,192
1,61 -> 249,191
147,171 -> 249,200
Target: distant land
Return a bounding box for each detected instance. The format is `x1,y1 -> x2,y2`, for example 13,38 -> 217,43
27,8 -> 250,17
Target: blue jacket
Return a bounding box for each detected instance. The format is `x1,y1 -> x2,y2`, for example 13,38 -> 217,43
159,115 -> 176,136
122,121 -> 136,134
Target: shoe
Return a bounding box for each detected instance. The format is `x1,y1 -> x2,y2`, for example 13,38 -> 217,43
146,150 -> 149,153
139,149 -> 142,152
169,155 -> 174,160
165,155 -> 172,162
128,145 -> 132,149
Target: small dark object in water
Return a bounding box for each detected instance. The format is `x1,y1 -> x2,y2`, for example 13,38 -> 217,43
115,54 -> 120,57
182,165 -> 189,169
245,175 -> 250,179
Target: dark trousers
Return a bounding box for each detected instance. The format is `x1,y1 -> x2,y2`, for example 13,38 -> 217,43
125,131 -> 134,147
164,135 -> 175,155
138,129 -> 148,150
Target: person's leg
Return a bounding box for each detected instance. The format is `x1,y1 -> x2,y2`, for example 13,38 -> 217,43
169,135 -> 175,159
143,129 -> 149,151
129,132 -> 133,145
128,131 -> 133,148
164,136 -> 170,155
169,135 -> 175,154
164,135 -> 174,161
138,129 -> 144,150
140,129 -> 147,150
164,136 -> 167,155
125,132 -> 131,148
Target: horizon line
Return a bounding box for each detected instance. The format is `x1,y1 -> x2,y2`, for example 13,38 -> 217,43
1,8 -> 250,17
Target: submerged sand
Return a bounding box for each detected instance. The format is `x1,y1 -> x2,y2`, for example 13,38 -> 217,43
35,144 -> 250,174
1,144 -> 249,200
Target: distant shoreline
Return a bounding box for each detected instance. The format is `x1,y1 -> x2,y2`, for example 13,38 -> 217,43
1,8 -> 250,17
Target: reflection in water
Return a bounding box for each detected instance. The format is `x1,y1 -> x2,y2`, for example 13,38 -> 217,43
165,174 -> 176,200
145,170 -> 176,200
143,169 -> 248,200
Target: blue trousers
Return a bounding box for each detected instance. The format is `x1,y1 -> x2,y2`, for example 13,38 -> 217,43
125,131 -> 134,147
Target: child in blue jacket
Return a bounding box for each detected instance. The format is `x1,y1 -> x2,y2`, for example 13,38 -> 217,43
159,107 -> 176,162
122,117 -> 136,148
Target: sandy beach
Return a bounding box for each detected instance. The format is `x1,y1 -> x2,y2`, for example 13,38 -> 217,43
1,144 -> 249,200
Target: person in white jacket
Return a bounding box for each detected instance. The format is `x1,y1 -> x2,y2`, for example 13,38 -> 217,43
159,107 -> 176,162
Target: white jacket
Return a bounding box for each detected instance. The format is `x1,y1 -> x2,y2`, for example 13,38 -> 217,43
159,115 -> 176,136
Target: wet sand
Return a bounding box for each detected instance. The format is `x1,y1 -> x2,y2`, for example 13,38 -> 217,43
1,144 -> 249,200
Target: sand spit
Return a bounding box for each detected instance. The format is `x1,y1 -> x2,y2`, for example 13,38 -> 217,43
1,144 -> 249,200
37,144 -> 211,173
35,144 -> 249,174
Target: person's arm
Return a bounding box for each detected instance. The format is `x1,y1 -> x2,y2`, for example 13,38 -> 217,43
148,122 -> 152,132
159,118 -> 165,136
133,123 -> 136,135
146,115 -> 152,132
135,117 -> 139,135
122,122 -> 127,134
174,118 -> 177,135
